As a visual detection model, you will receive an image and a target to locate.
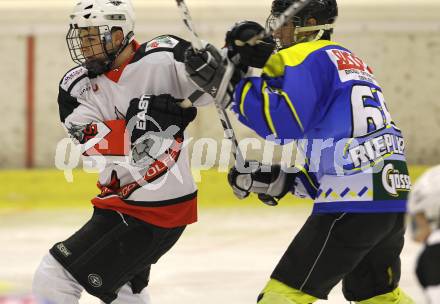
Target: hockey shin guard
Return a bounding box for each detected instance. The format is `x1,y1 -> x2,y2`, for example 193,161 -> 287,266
32,254 -> 83,304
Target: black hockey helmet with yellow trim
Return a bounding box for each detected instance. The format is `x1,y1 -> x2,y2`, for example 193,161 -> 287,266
270,0 -> 338,27
267,0 -> 338,47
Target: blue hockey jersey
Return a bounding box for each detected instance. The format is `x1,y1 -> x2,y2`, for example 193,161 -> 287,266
233,40 -> 410,213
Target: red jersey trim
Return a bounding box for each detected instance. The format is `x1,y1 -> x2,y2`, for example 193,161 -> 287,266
91,192 -> 197,228
105,40 -> 141,83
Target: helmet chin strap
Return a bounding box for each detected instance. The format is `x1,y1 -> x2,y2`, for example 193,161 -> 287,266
104,30 -> 135,62
293,23 -> 334,44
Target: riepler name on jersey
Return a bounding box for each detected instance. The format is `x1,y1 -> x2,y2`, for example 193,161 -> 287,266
58,35 -> 212,228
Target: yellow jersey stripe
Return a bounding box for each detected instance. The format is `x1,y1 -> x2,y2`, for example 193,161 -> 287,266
264,40 -> 341,78
296,165 -> 319,191
278,89 -> 305,132
240,81 -> 253,118
262,81 -> 277,137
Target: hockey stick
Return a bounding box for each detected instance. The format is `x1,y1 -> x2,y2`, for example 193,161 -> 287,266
176,0 -> 312,206
175,0 -> 281,206
175,0 -> 204,51
175,0 -> 244,165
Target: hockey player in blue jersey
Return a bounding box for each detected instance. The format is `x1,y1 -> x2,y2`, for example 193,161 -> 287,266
185,0 -> 415,303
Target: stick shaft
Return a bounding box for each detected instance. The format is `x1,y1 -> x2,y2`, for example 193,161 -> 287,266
175,0 -> 204,50
216,104 -> 244,164
175,0 -> 244,164
175,0 -> 280,206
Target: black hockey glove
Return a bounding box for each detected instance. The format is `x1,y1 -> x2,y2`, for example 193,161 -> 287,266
228,161 -> 294,206
185,44 -> 247,109
185,44 -> 226,97
126,94 -> 197,166
225,21 -> 276,69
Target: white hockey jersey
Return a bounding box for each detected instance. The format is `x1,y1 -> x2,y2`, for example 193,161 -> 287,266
58,35 -> 212,228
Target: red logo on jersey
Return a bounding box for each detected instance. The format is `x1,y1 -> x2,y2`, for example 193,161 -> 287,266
150,41 -> 160,49
83,123 -> 99,142
331,50 -> 373,74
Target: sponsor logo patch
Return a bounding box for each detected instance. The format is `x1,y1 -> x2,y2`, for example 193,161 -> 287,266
62,67 -> 87,89
327,49 -> 378,86
145,35 -> 179,52
373,161 -> 411,200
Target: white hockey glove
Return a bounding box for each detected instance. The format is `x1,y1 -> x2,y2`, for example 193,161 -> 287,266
228,161 -> 294,206
125,94 -> 197,167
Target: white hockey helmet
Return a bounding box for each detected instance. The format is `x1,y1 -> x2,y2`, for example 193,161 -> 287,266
66,0 -> 136,75
408,165 -> 440,233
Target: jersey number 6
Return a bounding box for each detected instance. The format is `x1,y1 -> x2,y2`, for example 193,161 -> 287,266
351,85 -> 394,137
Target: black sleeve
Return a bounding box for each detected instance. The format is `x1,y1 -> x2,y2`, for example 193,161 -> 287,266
168,35 -> 191,63
58,86 -> 80,124
131,35 -> 192,64
416,244 -> 440,288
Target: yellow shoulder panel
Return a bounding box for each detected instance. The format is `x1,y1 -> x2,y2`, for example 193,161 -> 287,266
263,40 -> 341,78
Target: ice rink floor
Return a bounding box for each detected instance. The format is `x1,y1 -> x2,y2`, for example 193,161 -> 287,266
0,206 -> 427,303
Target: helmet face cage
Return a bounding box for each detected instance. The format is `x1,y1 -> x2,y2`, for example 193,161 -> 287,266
265,13 -> 302,49
66,25 -> 117,74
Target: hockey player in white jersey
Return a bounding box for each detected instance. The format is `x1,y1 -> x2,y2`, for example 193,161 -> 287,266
408,166 -> 440,304
32,0 -> 212,303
